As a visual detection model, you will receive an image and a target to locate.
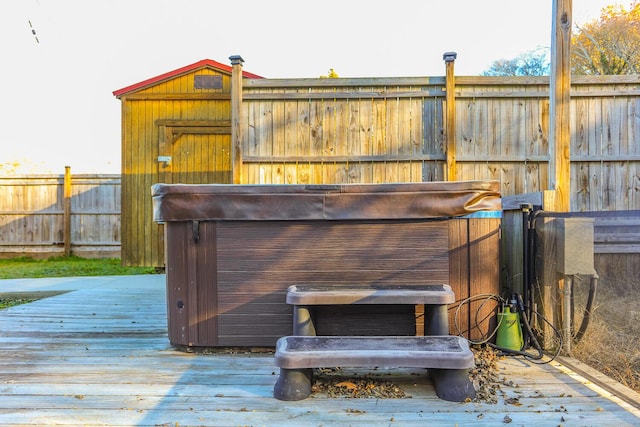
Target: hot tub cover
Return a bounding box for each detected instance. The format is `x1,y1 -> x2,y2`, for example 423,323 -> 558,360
152,181 -> 501,222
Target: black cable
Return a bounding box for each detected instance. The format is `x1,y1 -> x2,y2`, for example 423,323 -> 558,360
573,275 -> 598,343
453,294 -> 505,345
527,308 -> 563,364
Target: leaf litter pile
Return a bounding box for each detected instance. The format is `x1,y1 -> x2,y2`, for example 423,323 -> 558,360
468,345 -> 502,403
311,368 -> 409,399
310,345 -> 503,402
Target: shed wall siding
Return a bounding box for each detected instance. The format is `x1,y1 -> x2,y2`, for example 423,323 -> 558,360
120,67 -> 233,266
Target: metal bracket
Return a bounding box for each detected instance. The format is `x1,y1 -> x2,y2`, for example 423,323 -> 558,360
158,156 -> 172,166
192,220 -> 200,243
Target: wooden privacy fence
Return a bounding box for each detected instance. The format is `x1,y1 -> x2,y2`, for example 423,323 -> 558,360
235,72 -> 640,212
0,170 -> 121,258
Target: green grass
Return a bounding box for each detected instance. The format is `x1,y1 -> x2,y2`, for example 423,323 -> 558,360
0,256 -> 157,279
0,296 -> 37,310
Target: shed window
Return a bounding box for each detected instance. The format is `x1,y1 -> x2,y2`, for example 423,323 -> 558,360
194,75 -> 222,89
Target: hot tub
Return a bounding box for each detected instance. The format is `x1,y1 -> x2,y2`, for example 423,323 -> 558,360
152,181 -> 501,347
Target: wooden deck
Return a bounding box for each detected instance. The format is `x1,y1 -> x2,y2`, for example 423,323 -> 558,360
1,276 -> 640,426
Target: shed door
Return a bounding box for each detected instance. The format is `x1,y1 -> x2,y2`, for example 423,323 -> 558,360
158,123 -> 232,184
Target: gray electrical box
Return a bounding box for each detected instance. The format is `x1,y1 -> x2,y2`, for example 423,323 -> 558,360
555,218 -> 596,275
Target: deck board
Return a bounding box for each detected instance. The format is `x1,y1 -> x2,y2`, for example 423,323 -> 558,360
1,276 -> 639,426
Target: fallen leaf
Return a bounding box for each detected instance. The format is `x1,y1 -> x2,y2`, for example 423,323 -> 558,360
505,397 -> 522,406
336,381 -> 358,390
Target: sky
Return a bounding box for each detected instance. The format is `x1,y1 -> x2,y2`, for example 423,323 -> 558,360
1,0 -> 621,174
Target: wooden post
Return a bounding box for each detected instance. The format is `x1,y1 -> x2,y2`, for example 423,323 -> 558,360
549,0 -> 572,212
229,55 -> 244,184
63,166 -> 72,257
443,52 -> 457,181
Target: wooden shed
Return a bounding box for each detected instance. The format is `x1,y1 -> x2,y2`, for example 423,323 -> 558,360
113,59 -> 262,266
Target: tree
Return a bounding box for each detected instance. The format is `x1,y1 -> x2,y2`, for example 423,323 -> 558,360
572,2 -> 640,75
320,68 -> 339,78
482,48 -> 550,76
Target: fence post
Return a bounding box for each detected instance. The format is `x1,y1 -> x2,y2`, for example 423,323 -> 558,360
63,166 -> 72,256
443,52 -> 457,181
549,0 -> 572,212
230,55 -> 244,184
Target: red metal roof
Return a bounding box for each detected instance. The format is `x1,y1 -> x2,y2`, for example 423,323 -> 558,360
113,58 -> 263,98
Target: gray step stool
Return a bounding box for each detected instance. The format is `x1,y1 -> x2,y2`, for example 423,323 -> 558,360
273,335 -> 476,402
286,284 -> 455,336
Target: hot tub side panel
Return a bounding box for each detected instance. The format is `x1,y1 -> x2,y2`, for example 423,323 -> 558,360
165,219 -> 450,347
165,221 -> 220,347
448,217 -> 501,342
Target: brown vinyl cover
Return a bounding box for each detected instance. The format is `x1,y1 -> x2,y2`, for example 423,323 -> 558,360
152,181 -> 501,222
